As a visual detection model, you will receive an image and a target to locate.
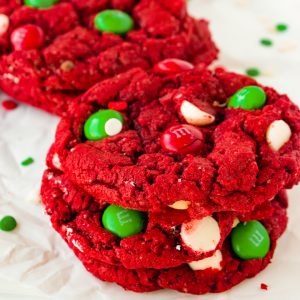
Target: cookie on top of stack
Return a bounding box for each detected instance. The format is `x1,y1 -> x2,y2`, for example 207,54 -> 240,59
0,0 -> 217,115
41,62 -> 300,294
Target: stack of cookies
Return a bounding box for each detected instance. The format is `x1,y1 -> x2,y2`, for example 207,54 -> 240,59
1,0 -> 299,295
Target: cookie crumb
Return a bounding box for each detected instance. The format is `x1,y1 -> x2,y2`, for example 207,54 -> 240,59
260,283 -> 268,290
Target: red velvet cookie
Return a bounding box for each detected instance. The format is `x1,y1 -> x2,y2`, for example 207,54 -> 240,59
46,67 -> 300,217
43,168 -> 274,269
41,167 -> 286,269
0,0 -> 218,115
40,167 -> 288,294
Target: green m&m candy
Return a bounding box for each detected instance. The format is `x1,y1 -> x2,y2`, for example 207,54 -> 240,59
84,109 -> 124,141
94,10 -> 134,35
228,86 -> 266,110
0,216 -> 17,232
102,205 -> 146,238
231,220 -> 270,260
24,0 -> 59,9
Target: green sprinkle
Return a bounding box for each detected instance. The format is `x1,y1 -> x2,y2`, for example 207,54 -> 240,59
246,68 -> 261,77
21,157 -> 34,166
260,38 -> 273,47
276,23 -> 288,32
0,216 -> 17,232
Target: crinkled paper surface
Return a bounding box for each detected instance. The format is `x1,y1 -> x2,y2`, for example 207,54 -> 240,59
0,0 -> 300,299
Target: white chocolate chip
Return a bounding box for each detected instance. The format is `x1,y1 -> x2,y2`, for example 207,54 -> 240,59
60,60 -> 75,71
232,218 -> 240,228
169,200 -> 191,210
189,250 -> 223,271
266,120 -> 292,151
180,100 -> 215,126
180,216 -> 221,252
105,118 -> 123,136
52,153 -> 62,170
0,14 -> 9,36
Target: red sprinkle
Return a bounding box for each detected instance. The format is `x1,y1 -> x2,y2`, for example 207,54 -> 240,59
260,283 -> 268,291
108,101 -> 128,111
2,100 -> 18,110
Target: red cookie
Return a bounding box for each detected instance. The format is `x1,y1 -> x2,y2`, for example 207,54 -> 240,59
40,168 -> 288,294
46,67 -> 300,217
0,0 -> 218,115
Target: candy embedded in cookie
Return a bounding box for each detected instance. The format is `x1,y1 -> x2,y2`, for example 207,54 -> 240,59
24,0 -> 59,9
154,58 -> 194,75
160,124 -> 205,154
0,14 -> 9,36
84,109 -> 124,141
108,101 -> 128,112
10,24 -> 45,50
102,205 -> 146,238
180,100 -> 215,126
168,200 -> 191,210
228,86 -> 266,110
180,217 -> 221,252
231,221 -> 270,260
266,120 -> 292,151
94,10 -> 134,35
188,250 -> 223,271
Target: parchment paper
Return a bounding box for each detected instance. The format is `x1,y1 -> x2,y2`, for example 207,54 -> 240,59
0,0 -> 300,299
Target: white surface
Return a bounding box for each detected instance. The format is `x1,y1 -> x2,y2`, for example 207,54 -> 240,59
0,0 -> 300,299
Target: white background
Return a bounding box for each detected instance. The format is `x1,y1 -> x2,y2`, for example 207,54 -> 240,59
0,0 -> 300,299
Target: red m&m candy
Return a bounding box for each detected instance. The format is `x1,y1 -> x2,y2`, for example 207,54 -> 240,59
11,24 -> 44,51
153,58 -> 194,75
160,124 -> 204,154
